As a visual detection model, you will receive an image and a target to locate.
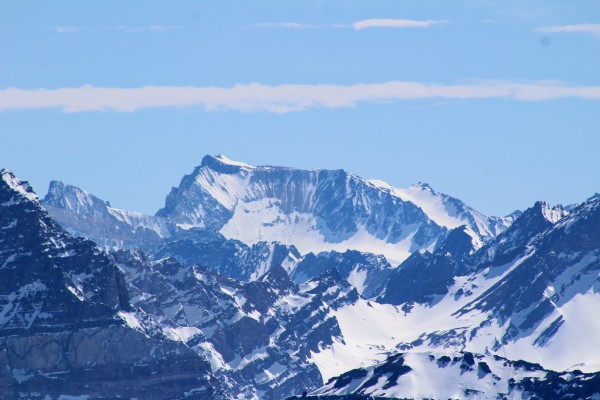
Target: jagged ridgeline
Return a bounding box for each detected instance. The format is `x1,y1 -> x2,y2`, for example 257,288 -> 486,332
2,155 -> 600,400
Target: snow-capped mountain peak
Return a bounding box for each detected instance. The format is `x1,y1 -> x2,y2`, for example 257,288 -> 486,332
538,200 -> 568,223
157,156 -> 449,263
45,180 -> 103,214
1,169 -> 38,203
368,178 -> 512,241
200,154 -> 256,172
42,180 -> 172,250
41,156 -> 515,267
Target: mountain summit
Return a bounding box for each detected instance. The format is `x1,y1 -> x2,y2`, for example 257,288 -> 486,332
44,180 -> 172,250
156,155 -> 510,263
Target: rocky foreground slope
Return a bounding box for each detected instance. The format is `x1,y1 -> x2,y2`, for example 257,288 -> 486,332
0,170 -> 217,399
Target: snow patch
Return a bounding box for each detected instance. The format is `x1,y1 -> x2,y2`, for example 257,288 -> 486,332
215,155 -> 255,169
164,326 -> 202,342
118,311 -> 143,331
221,198 -> 414,263
347,268 -> 367,294
12,369 -> 33,384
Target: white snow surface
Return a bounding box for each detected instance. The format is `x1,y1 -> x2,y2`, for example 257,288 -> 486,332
346,268 -> 368,294
193,165 -> 249,213
164,326 -> 202,342
368,180 -> 507,240
539,201 -> 569,223
220,199 -> 415,264
311,247 -> 600,381
482,250 -> 600,373
117,311 -> 144,331
371,181 -> 466,229
214,154 -> 255,169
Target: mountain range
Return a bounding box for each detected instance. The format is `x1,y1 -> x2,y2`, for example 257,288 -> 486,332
44,155 -> 517,264
1,155 -> 599,399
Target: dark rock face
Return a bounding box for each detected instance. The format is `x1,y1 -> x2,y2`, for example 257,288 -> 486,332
380,250 -> 454,306
0,171 -> 129,335
0,327 -> 214,400
465,201 -> 566,273
380,225 -> 478,305
291,250 -> 394,298
434,225 -> 479,260
115,249 -> 360,400
0,170 -> 216,400
155,228 -> 301,281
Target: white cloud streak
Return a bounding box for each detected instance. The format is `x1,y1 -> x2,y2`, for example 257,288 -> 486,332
535,24 -> 600,36
352,19 -> 447,30
1,81 -> 599,114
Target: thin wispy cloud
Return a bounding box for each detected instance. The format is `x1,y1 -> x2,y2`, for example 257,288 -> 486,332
107,25 -> 181,33
352,19 -> 447,30
248,19 -> 446,31
53,26 -> 81,33
535,24 -> 600,37
52,25 -> 181,34
248,22 -> 318,30
481,19 -> 501,25
1,81 -> 599,114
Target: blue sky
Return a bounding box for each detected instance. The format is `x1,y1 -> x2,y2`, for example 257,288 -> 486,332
1,1 -> 599,216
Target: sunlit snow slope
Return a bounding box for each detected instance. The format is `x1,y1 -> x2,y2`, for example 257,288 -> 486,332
308,199 -> 600,382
